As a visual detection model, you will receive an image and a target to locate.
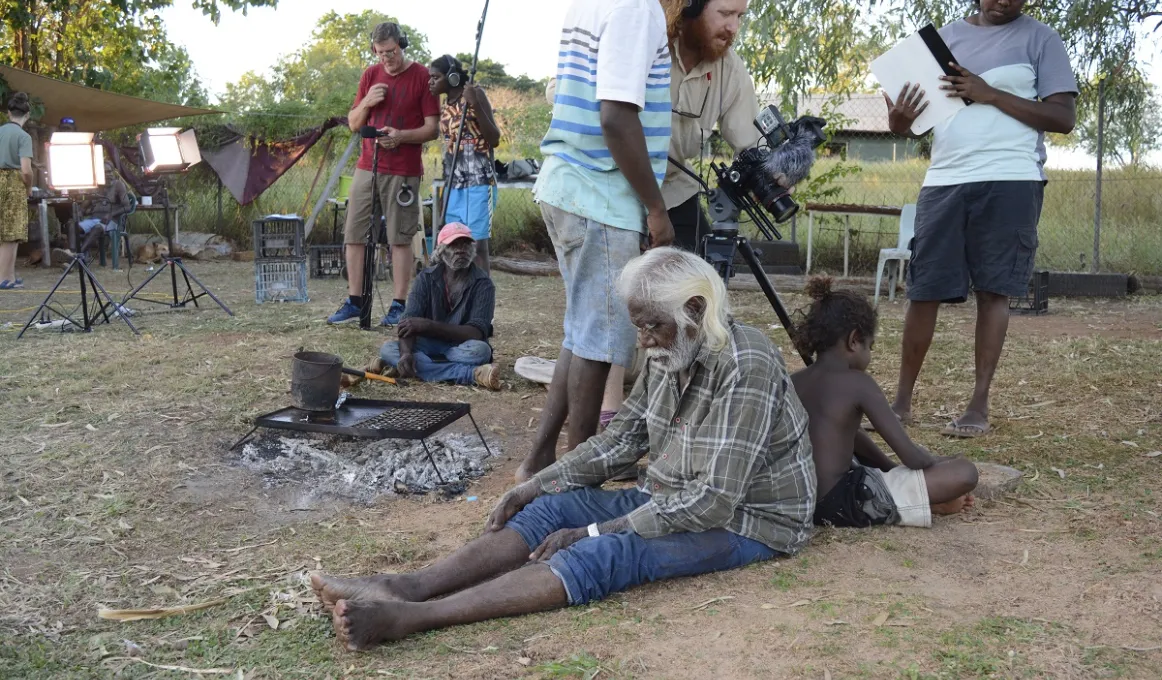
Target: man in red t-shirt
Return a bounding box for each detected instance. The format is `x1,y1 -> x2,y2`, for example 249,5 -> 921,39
329,21 -> 440,327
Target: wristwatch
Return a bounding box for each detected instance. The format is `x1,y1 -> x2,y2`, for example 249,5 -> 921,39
587,523 -> 600,537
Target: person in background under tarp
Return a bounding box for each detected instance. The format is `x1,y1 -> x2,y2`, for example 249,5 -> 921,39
0,92 -> 34,289
429,55 -> 501,274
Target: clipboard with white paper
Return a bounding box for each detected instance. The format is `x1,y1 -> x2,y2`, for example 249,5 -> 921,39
871,24 -> 970,135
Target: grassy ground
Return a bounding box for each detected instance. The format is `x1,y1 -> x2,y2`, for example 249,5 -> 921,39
2,261 -> 1161,678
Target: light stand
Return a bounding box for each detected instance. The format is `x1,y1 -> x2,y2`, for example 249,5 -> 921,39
439,0 -> 490,223
669,157 -> 812,366
19,133 -> 138,338
120,128 -> 233,316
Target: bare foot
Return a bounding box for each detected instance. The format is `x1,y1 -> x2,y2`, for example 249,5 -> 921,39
332,598 -> 414,651
310,572 -> 419,611
932,494 -> 975,515
514,451 -> 555,483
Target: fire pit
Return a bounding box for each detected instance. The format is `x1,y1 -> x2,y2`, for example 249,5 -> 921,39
233,398 -> 493,487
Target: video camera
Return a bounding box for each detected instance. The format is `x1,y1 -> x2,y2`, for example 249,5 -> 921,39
704,105 -> 827,237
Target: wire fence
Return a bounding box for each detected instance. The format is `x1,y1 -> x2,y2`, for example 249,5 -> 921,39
122,95 -> 1162,276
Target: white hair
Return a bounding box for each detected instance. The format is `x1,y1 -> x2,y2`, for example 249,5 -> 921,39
617,247 -> 731,352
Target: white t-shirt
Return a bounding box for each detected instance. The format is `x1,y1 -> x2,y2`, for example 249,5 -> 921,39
925,15 -> 1078,187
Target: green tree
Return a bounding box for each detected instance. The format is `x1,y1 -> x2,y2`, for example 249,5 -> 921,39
0,0 -> 270,105
220,11 -> 430,136
1067,68 -> 1162,167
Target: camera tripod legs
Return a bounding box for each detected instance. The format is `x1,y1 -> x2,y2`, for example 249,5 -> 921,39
120,257 -> 234,315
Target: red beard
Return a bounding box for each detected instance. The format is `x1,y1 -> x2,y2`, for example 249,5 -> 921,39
684,17 -> 734,63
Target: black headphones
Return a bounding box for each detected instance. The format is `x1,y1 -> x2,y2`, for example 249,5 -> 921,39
441,56 -> 467,89
371,23 -> 409,50
682,0 -> 707,18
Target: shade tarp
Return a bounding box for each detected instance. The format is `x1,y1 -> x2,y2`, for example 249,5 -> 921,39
201,117 -> 347,206
0,64 -> 219,132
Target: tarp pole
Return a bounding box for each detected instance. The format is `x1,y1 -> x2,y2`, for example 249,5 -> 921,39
304,133 -> 359,239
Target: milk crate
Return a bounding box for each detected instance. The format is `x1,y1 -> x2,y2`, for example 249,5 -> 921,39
308,244 -> 391,280
255,258 -> 309,303
253,216 -> 305,259
310,245 -> 344,279
1009,270 -> 1049,315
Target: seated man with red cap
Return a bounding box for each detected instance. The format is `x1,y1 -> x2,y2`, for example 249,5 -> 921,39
379,222 -> 501,389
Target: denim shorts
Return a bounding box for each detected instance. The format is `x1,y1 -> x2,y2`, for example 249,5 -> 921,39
907,180 -> 1044,302
540,203 -> 642,368
506,487 -> 780,605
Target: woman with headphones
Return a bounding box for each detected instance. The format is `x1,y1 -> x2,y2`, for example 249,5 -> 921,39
428,54 -> 501,273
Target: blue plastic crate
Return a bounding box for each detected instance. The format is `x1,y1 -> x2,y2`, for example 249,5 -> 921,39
255,258 -> 308,303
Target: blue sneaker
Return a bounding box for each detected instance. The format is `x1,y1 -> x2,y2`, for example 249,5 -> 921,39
380,300 -> 405,326
0,279 -> 22,289
327,300 -> 361,325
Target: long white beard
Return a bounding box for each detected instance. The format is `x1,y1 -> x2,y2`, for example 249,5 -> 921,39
647,326 -> 700,373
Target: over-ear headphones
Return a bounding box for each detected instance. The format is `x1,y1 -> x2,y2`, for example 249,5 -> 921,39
371,22 -> 409,50
682,0 -> 707,19
447,70 -> 462,88
440,56 -> 467,89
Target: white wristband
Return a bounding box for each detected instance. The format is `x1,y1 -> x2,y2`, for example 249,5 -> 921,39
587,522 -> 600,537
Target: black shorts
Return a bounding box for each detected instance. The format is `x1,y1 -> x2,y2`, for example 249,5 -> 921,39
907,180 -> 1044,303
813,464 -> 899,528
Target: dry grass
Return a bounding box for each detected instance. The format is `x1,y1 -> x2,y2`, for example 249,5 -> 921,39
1,261 -> 1161,679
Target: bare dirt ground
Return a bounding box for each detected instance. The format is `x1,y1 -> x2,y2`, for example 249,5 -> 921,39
2,260 -> 1160,679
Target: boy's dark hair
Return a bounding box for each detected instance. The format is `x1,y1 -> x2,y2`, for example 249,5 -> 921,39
7,91 -> 30,116
792,276 -> 878,359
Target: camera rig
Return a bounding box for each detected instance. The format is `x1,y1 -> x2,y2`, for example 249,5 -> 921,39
668,105 -> 827,366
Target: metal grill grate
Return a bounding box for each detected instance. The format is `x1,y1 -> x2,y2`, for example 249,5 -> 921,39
352,407 -> 453,434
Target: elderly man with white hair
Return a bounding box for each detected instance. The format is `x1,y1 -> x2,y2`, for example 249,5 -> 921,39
312,246 -> 816,652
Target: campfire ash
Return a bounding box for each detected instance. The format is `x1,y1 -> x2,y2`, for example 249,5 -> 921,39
237,432 -> 498,503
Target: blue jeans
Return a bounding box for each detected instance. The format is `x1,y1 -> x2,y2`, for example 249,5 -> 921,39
379,337 -> 492,385
507,488 -> 780,605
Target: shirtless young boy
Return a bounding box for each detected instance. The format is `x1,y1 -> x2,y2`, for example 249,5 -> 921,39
790,278 -> 978,528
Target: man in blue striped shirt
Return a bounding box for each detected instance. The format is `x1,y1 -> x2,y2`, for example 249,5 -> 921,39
517,0 -> 675,482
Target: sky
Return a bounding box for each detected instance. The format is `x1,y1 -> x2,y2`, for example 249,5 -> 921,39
159,1 -> 1161,169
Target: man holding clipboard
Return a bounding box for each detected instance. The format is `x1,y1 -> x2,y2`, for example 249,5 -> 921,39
881,0 -> 1077,438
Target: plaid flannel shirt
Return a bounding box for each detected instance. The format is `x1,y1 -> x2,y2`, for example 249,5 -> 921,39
532,321 -> 817,554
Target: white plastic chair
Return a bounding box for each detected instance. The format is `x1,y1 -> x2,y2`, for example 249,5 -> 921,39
874,203 -> 916,306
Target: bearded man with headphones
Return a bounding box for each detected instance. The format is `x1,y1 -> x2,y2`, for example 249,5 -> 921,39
329,21 -> 440,327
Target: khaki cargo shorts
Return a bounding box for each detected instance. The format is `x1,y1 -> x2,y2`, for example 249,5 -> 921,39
343,169 -> 421,247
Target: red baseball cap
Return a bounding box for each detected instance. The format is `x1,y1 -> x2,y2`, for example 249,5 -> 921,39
437,222 -> 474,246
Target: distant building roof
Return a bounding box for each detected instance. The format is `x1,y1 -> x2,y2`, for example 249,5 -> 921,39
761,92 -> 891,134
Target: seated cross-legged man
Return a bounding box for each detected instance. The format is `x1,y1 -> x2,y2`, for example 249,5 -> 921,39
789,277 -> 979,529
312,247 -> 817,651
378,223 -> 500,390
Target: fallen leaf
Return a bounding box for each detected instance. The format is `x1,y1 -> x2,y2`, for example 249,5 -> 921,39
760,603 -> 777,610
1025,431 -> 1044,440
108,413 -> 121,422
85,424 -> 98,432
516,657 -> 531,666
1121,441 -> 1139,448
786,599 -> 812,608
1019,549 -> 1029,566
118,519 -> 134,532
825,620 -> 848,626
1051,467 -> 1066,479
1146,451 -> 1162,458
872,612 -> 890,627
824,670 -> 832,680
262,614 -> 279,630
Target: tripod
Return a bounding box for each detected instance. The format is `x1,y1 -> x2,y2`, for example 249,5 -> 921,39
439,0 -> 491,223
120,180 -> 233,315
18,198 -> 140,338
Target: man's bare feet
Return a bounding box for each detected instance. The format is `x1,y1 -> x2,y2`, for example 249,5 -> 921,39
332,598 -> 413,651
941,409 -> 990,438
514,451 -> 555,483
310,573 -> 420,611
931,494 -> 975,515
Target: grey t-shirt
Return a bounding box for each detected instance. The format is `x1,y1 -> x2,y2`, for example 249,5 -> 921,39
925,15 -> 1078,187
0,122 -> 33,170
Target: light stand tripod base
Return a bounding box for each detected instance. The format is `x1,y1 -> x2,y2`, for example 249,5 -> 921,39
17,256 -> 140,338
120,256 -> 235,314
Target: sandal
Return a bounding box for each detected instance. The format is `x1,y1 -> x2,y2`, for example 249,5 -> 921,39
941,420 -> 991,438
